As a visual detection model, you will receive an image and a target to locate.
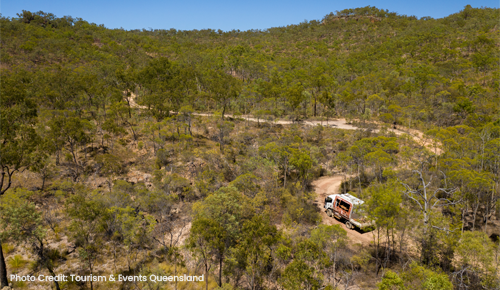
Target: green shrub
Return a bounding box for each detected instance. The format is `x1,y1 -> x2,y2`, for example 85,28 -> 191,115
378,270 -> 405,290
380,113 -> 395,124
12,280 -> 27,288
8,255 -> 27,270
118,138 -> 129,146
2,243 -> 14,254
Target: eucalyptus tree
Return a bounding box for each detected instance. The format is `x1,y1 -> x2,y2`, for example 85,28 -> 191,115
138,57 -> 193,120
204,69 -> 242,120
0,70 -> 39,195
0,70 -> 41,288
308,61 -> 330,117
66,192 -> 106,290
399,163 -> 459,265
0,192 -> 61,290
188,186 -> 253,287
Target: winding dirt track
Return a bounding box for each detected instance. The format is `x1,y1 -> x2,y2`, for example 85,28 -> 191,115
312,176 -> 373,245
128,92 -> 439,154
128,93 -> 439,245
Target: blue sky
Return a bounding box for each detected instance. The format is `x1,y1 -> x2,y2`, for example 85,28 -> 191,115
1,0 -> 498,31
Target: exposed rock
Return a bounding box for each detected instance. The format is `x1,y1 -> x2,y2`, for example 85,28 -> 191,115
87,176 -> 109,189
126,170 -> 153,187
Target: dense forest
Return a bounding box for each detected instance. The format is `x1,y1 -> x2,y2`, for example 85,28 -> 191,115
1,5 -> 499,290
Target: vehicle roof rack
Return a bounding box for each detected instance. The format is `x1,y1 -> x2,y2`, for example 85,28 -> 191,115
339,193 -> 364,205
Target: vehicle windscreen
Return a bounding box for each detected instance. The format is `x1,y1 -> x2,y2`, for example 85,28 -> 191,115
325,197 -> 332,203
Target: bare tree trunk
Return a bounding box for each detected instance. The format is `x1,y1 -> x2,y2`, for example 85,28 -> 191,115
218,256 -> 223,287
484,199 -> 489,233
0,243 -> 8,288
472,202 -> 479,230
375,227 -> 380,276
46,263 -> 61,290
313,94 -> 317,117
461,206 -> 466,234
283,161 -> 287,188
174,260 -> 177,290
332,252 -> 337,289
205,266 -> 209,290
221,103 -> 226,121
357,164 -> 362,194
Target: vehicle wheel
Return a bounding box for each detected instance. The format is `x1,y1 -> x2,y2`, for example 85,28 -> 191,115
346,221 -> 353,229
327,209 -> 333,217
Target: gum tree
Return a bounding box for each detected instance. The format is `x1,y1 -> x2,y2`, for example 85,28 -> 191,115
0,70 -> 40,288
0,192 -> 61,290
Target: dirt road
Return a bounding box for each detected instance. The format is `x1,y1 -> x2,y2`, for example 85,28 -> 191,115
312,176 -> 373,245
127,93 -> 360,130
128,92 -> 440,153
128,92 -> 439,245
